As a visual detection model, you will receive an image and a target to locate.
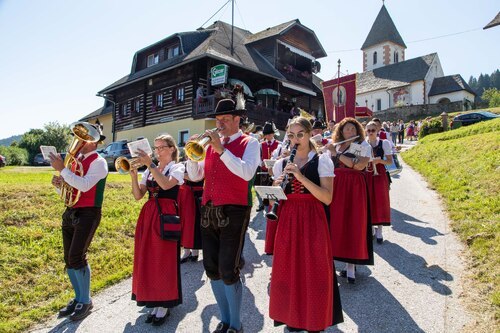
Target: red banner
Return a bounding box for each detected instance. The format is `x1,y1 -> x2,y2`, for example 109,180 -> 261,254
321,73 -> 357,123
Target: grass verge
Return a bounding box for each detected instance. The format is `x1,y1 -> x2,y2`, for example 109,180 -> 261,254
401,118 -> 500,330
0,167 -> 143,333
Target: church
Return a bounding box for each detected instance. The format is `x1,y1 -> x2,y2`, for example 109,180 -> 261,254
355,4 -> 476,113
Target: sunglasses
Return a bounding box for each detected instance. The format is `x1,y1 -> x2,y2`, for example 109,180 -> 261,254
286,132 -> 306,140
366,129 -> 377,133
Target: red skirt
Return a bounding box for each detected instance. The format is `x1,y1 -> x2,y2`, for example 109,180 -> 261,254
178,184 -> 203,249
364,164 -> 391,225
270,194 -> 338,331
264,216 -> 278,255
330,168 -> 374,265
132,198 -> 181,307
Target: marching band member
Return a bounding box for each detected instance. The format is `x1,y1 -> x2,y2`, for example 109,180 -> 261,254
49,123 -> 108,321
186,92 -> 260,333
256,122 -> 280,212
364,121 -> 393,243
269,116 -> 343,332
129,134 -> 185,326
326,118 -> 373,284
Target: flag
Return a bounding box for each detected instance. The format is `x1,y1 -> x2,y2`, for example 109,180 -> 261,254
321,73 -> 357,123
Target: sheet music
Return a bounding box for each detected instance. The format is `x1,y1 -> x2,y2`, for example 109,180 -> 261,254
347,143 -> 363,156
254,186 -> 287,201
127,138 -> 152,157
40,146 -> 57,160
263,159 -> 276,169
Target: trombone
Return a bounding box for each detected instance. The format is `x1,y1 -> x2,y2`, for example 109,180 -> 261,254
115,156 -> 143,174
185,128 -> 221,162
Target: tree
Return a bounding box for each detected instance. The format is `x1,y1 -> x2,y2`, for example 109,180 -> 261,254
481,88 -> 500,108
19,122 -> 71,164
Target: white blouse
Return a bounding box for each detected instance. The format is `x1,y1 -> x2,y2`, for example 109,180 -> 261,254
272,150 -> 334,179
140,161 -> 185,186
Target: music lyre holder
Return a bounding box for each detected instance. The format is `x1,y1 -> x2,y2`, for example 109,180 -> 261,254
254,186 -> 287,202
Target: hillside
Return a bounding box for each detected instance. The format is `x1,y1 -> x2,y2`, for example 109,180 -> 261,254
0,135 -> 23,146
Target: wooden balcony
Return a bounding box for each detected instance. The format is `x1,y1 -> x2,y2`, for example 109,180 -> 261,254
193,94 -> 216,118
277,62 -> 313,88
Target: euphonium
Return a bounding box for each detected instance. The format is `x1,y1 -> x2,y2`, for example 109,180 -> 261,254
185,128 -> 221,162
115,156 -> 143,174
61,122 -> 100,207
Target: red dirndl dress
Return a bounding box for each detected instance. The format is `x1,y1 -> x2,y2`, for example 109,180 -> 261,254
178,179 -> 203,249
329,159 -> 374,265
131,179 -> 182,308
365,163 -> 391,226
270,156 -> 343,331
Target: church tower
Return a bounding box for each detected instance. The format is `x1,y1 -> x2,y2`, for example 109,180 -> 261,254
362,4 -> 406,72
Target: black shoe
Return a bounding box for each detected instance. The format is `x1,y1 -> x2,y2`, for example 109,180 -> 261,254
347,277 -> 356,284
152,308 -> 170,326
376,237 -> 383,244
180,254 -> 192,264
190,255 -> 199,262
213,321 -> 229,333
58,299 -> 77,317
227,325 -> 243,333
339,270 -> 347,278
145,313 -> 155,324
69,302 -> 93,321
256,204 -> 264,212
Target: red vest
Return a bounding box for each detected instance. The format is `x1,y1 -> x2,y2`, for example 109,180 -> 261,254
72,153 -> 107,208
202,135 -> 253,206
261,140 -> 279,171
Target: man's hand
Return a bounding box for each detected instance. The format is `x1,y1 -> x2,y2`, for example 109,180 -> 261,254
49,152 -> 65,172
51,175 -> 63,189
207,129 -> 224,155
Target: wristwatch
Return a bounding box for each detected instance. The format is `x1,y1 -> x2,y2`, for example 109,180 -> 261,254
149,162 -> 157,169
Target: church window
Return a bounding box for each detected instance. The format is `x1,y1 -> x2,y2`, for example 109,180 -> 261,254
376,99 -> 382,111
373,52 -> 378,65
394,51 -> 399,63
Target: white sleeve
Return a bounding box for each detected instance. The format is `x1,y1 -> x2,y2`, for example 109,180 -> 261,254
186,160 -> 205,181
272,158 -> 285,178
140,169 -> 151,186
360,141 -> 372,158
168,163 -> 185,185
60,156 -> 108,192
219,137 -> 261,181
382,140 -> 392,156
271,144 -> 282,159
318,153 -> 334,177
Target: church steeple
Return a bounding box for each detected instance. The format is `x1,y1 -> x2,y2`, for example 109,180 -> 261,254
362,4 -> 406,71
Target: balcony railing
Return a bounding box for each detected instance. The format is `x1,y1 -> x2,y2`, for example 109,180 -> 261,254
194,94 -> 216,117
277,62 -> 313,87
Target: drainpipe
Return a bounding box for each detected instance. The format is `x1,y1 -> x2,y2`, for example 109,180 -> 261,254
97,93 -> 117,141
386,90 -> 391,111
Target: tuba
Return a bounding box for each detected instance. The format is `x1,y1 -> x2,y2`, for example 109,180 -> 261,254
61,122 -> 101,207
185,128 -> 221,162
115,156 -> 143,174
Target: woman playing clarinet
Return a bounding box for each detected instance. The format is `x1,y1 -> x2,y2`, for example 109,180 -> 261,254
269,116 -> 343,332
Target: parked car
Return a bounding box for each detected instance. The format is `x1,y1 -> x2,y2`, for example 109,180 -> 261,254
0,154 -> 6,167
99,140 -> 132,170
33,153 -> 51,166
451,111 -> 500,129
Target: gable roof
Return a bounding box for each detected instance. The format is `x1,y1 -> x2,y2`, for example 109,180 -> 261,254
362,4 -> 406,50
484,12 -> 500,29
80,103 -> 114,122
99,21 -> 287,94
428,74 -> 476,96
357,53 -> 437,94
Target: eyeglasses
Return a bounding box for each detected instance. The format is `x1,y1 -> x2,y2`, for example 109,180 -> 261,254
286,132 -> 306,140
366,129 -> 377,133
153,146 -> 170,151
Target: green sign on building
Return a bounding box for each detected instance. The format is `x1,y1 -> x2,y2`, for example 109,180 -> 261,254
211,64 -> 229,86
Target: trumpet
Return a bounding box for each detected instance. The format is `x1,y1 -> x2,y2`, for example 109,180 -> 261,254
185,128 -> 221,162
266,144 -> 298,221
115,156 -> 143,174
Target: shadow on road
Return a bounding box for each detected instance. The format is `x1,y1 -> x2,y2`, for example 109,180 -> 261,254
391,208 -> 444,245
47,317 -> 83,333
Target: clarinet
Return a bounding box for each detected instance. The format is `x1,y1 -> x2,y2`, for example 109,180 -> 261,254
265,144 -> 298,221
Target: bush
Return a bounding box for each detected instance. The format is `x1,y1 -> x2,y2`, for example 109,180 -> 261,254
0,146 -> 29,166
481,88 -> 500,108
418,118 -> 444,139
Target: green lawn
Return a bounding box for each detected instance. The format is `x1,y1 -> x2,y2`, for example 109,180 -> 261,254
402,118 -> 500,327
0,167 -> 143,333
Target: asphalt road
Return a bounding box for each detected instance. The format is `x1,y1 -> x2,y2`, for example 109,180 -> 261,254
31,150 -> 471,333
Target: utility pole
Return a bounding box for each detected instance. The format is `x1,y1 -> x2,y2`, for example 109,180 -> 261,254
231,0 -> 234,55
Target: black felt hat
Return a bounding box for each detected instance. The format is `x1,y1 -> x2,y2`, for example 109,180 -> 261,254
312,120 -> 326,130
210,86 -> 247,118
262,122 -> 279,136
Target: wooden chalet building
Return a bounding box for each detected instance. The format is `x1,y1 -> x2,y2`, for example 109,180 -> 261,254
97,19 -> 327,146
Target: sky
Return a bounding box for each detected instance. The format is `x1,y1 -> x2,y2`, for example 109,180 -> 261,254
0,0 -> 498,139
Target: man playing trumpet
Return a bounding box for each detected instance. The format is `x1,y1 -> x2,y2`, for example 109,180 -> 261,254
186,89 -> 260,333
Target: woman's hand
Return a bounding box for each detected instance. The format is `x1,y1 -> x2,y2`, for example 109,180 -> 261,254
284,163 -> 303,181
273,173 -> 285,186
372,157 -> 382,165
325,143 -> 337,157
136,148 -> 152,166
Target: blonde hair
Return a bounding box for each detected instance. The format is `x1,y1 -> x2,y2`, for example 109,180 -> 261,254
155,134 -> 179,162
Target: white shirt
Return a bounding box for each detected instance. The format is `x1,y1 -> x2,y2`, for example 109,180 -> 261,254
187,130 -> 261,182
140,161 -> 185,186
366,138 -> 392,156
335,140 -> 371,158
60,150 -> 108,192
272,150 -> 334,179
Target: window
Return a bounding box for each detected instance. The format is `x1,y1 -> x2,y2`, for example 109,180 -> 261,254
173,86 -> 185,104
167,45 -> 180,59
133,99 -> 141,113
376,99 -> 382,111
147,53 -> 159,67
394,51 -> 399,63
179,130 -> 189,147
153,93 -> 163,110
121,103 -> 129,117
373,51 -> 378,65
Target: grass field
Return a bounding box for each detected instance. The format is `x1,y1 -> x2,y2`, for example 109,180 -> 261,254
0,167 -> 143,333
402,117 -> 500,329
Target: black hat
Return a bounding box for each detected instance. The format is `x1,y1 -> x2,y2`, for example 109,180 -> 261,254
262,122 -> 279,136
312,120 -> 326,130
254,125 -> 263,133
91,123 -> 106,143
210,86 -> 247,118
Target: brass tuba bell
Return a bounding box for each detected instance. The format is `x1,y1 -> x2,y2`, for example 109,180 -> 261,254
60,122 -> 101,207
184,128 -> 221,162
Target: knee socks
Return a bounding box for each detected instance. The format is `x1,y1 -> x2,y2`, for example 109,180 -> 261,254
74,265 -> 91,304
346,263 -> 356,279
376,226 -> 383,239
66,268 -> 81,302
211,279 -> 230,324
224,280 -> 242,330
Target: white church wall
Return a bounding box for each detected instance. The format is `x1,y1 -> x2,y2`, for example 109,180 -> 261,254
429,91 -> 475,104
409,81 -> 425,105
356,90 -> 392,112
363,45 -> 386,71
424,55 -> 444,102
